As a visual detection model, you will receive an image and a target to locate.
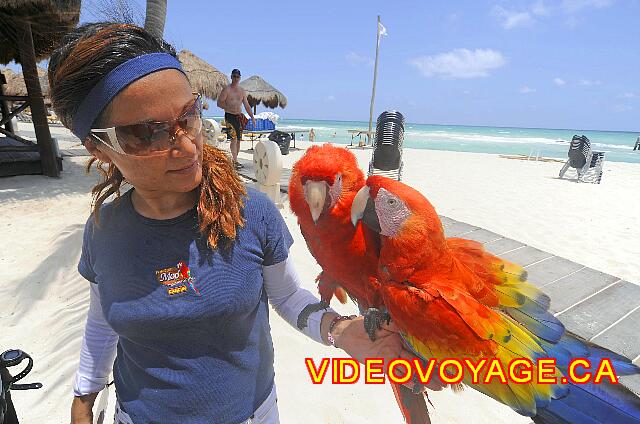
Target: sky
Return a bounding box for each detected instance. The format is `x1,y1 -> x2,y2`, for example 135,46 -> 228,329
11,0 -> 640,131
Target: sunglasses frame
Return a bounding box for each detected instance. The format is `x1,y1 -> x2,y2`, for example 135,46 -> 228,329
89,92 -> 203,156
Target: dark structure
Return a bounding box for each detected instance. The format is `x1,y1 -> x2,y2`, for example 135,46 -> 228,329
0,0 -> 81,177
368,110 -> 405,181
558,134 -> 606,184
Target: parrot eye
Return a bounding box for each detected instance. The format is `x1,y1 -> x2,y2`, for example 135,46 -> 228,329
387,198 -> 397,206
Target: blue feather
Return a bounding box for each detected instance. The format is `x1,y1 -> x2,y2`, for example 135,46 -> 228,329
535,332 -> 640,423
506,299 -> 565,343
534,380 -> 640,424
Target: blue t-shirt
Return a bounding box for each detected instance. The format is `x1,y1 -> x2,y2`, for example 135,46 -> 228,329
78,187 -> 293,424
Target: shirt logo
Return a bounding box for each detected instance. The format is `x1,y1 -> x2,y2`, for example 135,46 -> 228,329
155,261 -> 200,297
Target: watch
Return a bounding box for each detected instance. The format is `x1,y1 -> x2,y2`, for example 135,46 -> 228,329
0,350 -> 42,390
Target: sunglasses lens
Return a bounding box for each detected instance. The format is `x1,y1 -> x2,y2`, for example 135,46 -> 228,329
112,95 -> 202,155
115,123 -> 170,155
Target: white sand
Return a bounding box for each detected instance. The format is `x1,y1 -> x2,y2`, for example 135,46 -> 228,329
2,126 -> 638,423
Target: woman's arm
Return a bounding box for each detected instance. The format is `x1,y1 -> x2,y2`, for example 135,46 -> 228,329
71,284 -> 119,422
263,258 -> 445,391
263,257 -> 339,344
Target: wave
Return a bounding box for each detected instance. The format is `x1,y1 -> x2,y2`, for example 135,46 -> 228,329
592,142 -> 635,150
400,131 -> 635,151
278,125 -> 335,131
403,131 -> 564,145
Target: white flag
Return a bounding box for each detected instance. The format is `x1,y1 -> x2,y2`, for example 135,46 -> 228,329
378,21 -> 388,37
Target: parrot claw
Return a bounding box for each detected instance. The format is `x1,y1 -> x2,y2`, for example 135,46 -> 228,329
297,301 -> 330,330
363,308 -> 391,341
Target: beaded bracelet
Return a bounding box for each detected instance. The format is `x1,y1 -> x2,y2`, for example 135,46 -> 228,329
327,315 -> 357,348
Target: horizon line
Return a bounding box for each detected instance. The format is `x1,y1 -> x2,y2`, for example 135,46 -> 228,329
204,115 -> 640,135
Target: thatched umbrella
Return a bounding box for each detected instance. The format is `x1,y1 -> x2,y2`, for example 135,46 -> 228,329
178,49 -> 228,101
0,68 -> 24,96
0,0 -> 81,65
239,75 -> 287,114
1,66 -> 48,97
0,0 -> 78,177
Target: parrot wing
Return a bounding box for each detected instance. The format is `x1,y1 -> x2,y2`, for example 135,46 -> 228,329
382,276 -> 567,417
447,238 -> 565,344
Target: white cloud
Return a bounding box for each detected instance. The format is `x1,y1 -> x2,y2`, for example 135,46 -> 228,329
561,0 -> 613,13
520,85 -> 536,94
618,92 -> 637,99
553,77 -> 566,86
579,79 -> 603,86
326,95 -> 336,101
492,0 -> 613,30
409,48 -> 506,79
492,1 -> 551,29
492,6 -> 534,29
345,52 -> 373,66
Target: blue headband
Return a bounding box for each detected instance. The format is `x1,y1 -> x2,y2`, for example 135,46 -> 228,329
72,52 -> 185,140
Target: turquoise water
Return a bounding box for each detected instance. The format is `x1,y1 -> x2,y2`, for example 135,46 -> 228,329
207,116 -> 640,164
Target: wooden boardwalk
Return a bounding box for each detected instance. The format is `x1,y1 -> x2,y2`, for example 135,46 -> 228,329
238,160 -> 640,396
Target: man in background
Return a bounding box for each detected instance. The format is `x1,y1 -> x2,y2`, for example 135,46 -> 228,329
217,69 -> 256,169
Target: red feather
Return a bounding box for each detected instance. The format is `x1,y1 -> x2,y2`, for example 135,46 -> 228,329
290,146 -> 431,424
289,144 -> 380,308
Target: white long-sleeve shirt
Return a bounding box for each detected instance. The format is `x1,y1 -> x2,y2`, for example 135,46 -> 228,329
73,256 -> 334,396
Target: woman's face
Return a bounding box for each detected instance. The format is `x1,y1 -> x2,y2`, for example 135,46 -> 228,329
86,69 -> 203,196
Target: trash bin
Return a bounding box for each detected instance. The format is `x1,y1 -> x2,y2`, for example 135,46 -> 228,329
268,130 -> 292,155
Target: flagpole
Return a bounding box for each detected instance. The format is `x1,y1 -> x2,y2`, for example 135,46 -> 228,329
365,15 -> 381,147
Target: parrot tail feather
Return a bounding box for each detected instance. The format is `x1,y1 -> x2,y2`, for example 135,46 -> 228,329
533,332 -> 640,423
504,302 -> 565,343
542,333 -> 640,375
533,380 -> 640,424
391,383 -> 432,424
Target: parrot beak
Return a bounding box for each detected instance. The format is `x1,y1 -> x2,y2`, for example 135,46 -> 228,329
304,180 -> 328,224
350,186 -> 381,233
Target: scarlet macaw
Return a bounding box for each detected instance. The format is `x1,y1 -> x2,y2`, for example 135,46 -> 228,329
351,175 -> 640,423
289,144 -> 433,423
289,144 -> 383,317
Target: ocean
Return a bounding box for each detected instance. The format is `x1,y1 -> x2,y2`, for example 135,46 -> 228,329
207,117 -> 640,164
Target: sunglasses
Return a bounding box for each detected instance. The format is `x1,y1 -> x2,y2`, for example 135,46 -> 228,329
89,93 -> 203,156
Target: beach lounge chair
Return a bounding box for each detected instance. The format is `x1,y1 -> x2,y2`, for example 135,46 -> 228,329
367,110 -> 405,181
558,135 -> 605,184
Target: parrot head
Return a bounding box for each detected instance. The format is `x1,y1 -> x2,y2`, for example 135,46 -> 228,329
289,144 -> 365,224
350,176 -> 446,263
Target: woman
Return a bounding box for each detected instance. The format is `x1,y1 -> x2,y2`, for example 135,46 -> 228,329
50,23 -> 423,424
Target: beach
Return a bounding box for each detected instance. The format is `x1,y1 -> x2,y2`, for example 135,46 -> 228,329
2,124 -> 639,423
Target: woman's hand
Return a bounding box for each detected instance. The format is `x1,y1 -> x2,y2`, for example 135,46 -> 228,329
70,393 -> 97,424
332,316 -> 445,392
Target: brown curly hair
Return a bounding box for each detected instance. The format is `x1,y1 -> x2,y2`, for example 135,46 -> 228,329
48,23 -> 246,249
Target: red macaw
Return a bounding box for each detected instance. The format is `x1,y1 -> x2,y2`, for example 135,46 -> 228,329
351,175 -> 640,423
289,144 -> 433,424
289,144 -> 382,315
